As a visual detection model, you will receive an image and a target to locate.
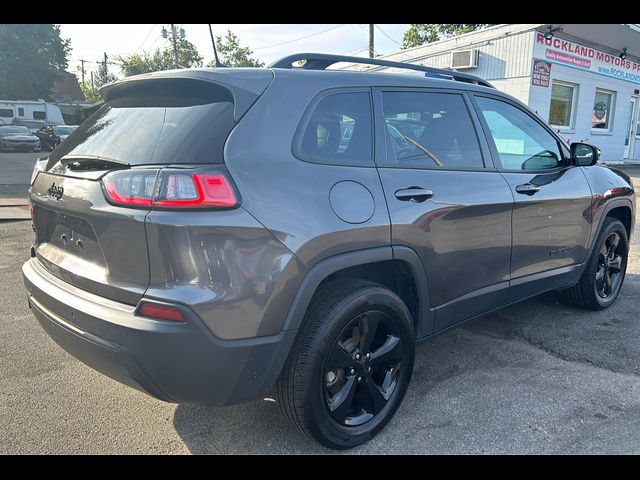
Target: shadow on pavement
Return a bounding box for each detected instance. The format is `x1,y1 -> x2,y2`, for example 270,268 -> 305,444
172,272 -> 640,454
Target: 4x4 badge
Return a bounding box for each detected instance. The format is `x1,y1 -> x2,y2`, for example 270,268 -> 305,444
47,183 -> 64,201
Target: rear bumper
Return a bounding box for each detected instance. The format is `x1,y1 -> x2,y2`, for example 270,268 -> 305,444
22,258 -> 297,406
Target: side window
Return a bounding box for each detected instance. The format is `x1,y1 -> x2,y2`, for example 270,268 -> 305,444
475,96 -> 563,171
297,92 -> 372,165
0,109 -> 14,118
33,111 -> 47,120
381,91 -> 484,169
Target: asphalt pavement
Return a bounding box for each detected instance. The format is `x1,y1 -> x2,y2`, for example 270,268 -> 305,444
1,152 -> 640,453
0,151 -> 41,198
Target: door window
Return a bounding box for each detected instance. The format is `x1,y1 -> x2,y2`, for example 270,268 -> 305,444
475,96 -> 563,171
381,92 -> 484,169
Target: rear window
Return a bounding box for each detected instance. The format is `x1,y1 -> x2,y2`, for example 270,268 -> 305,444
0,126 -> 29,134
48,100 -> 235,167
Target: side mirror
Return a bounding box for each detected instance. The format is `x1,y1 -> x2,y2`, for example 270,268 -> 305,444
571,142 -> 600,166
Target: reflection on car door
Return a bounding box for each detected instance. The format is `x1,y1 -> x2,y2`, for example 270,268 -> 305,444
374,89 -> 514,336
472,94 -> 593,300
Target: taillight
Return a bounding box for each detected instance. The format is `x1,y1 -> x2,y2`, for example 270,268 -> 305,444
102,168 -> 238,209
154,173 -> 237,209
102,169 -> 157,207
137,302 -> 187,322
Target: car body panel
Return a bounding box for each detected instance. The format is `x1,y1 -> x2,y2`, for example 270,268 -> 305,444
378,168 -> 514,333
500,167 -> 593,279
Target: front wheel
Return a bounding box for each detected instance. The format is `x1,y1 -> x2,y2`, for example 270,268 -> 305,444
566,218 -> 629,310
276,279 -> 415,449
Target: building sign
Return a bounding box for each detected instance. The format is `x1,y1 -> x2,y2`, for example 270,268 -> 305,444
532,59 -> 551,86
534,32 -> 640,85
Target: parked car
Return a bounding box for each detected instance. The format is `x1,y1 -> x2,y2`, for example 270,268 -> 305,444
34,124 -> 78,151
13,119 -> 47,134
0,125 -> 40,152
22,55 -> 635,449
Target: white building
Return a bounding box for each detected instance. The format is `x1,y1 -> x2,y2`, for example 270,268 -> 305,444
363,24 -> 640,164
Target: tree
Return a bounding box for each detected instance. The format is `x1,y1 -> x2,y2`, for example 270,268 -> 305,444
0,24 -> 70,100
80,82 -> 101,103
402,24 -> 495,49
118,38 -> 203,77
209,30 -> 264,68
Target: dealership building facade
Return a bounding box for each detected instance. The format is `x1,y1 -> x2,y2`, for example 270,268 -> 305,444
366,24 -> 640,164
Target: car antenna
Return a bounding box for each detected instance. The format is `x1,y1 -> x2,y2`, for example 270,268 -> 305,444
208,24 -> 227,68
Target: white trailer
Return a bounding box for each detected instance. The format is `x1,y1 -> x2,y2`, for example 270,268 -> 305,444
0,99 -> 65,125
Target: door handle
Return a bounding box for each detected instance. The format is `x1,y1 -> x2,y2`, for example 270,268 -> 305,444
515,183 -> 541,196
394,187 -> 433,202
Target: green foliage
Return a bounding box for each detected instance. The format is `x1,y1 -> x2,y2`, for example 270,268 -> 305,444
402,24 -> 495,49
80,82 -> 100,103
118,37 -> 203,77
209,30 -> 264,68
0,24 -> 70,100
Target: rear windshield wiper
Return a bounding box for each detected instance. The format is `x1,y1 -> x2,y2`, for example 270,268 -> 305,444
61,154 -> 131,171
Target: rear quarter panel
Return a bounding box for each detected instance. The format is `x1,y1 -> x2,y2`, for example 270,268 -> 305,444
223,71 -> 391,269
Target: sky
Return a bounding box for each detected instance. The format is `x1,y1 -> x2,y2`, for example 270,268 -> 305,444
59,24 -> 410,80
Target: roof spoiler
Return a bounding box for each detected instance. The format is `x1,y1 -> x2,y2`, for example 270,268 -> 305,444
99,69 -> 274,122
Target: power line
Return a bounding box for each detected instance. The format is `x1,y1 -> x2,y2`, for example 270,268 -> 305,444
375,25 -> 403,47
252,24 -> 345,51
134,24 -> 158,54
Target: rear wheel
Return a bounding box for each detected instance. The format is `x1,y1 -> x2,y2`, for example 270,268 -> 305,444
276,279 -> 415,449
566,218 -> 628,310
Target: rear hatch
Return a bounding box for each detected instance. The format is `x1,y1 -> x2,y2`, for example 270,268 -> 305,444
29,70 -> 273,305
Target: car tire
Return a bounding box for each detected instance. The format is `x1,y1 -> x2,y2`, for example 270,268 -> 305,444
566,217 -> 628,310
276,278 -> 415,449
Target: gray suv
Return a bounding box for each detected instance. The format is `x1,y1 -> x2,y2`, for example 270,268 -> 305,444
22,54 -> 635,449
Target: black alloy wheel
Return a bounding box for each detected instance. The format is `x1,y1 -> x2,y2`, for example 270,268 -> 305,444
276,279 -> 415,449
323,310 -> 403,427
566,217 -> 628,310
595,231 -> 625,300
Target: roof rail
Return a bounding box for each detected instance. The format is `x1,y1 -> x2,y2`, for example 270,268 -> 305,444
269,53 -> 494,89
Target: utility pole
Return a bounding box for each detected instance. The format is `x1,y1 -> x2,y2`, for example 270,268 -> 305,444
162,25 -> 185,69
90,71 -> 94,90
77,59 -> 87,84
170,24 -> 179,68
369,24 -> 374,58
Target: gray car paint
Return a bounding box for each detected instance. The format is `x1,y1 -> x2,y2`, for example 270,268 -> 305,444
22,66 -> 636,406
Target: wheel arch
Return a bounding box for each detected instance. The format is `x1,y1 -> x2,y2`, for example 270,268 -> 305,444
590,199 -> 634,254
282,246 -> 433,339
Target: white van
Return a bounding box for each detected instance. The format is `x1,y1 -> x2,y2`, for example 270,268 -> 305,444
0,99 -> 65,125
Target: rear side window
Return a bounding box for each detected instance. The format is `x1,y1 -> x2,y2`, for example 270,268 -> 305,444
296,91 -> 373,166
0,109 -> 14,118
48,100 -> 235,167
382,92 -> 484,169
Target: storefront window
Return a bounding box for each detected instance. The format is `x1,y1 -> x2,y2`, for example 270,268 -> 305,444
549,81 -> 576,129
592,89 -> 615,131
